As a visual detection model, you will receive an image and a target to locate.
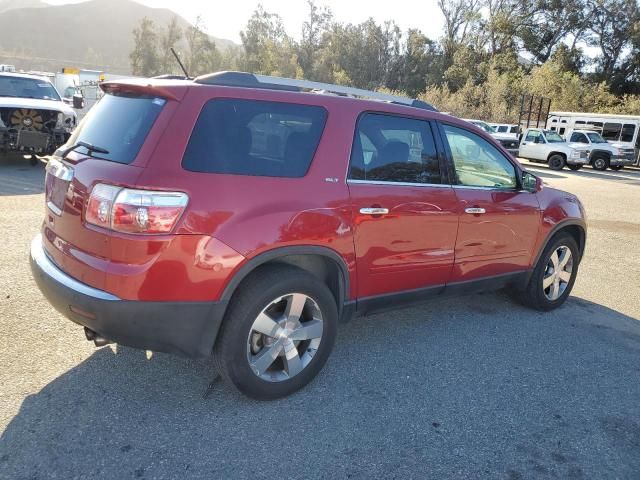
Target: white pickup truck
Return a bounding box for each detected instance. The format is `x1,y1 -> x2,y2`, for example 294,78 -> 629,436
567,129 -> 636,171
518,128 -> 590,171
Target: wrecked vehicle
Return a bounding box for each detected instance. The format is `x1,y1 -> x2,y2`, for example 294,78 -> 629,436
0,72 -> 78,164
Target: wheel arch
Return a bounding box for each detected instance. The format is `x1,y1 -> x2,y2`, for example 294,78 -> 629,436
532,220 -> 586,268
590,149 -> 611,160
547,151 -> 567,162
220,246 -> 351,317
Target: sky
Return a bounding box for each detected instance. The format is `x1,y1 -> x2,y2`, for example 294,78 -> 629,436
44,0 -> 446,43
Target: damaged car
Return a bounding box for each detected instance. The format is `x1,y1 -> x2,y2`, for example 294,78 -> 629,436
0,72 -> 78,165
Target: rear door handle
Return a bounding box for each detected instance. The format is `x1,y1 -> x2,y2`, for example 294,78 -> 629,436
360,207 -> 389,215
465,207 -> 486,214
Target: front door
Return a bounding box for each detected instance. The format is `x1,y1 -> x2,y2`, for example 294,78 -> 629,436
348,113 -> 459,298
519,129 -> 545,160
439,123 -> 541,282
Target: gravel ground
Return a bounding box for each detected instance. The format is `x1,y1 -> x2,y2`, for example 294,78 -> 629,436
0,155 -> 639,479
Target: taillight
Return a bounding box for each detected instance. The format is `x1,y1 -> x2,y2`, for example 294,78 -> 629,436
85,183 -> 188,234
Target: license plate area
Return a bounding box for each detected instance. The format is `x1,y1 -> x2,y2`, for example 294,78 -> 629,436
45,158 -> 74,216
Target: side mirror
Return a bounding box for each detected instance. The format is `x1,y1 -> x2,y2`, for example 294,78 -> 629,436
522,171 -> 543,193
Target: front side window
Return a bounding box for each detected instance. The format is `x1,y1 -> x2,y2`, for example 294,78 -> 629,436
443,124 -> 517,189
183,99 -> 327,177
525,130 -> 542,142
570,132 -> 588,143
602,122 -> 622,141
586,132 -> 606,143
349,113 -> 441,184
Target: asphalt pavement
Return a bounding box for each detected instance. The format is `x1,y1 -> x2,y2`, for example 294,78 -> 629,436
0,155 -> 639,479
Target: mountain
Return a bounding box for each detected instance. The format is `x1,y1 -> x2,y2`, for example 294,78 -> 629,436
0,0 -> 238,74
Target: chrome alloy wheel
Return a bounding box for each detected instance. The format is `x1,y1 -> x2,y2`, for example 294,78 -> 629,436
247,293 -> 323,382
542,245 -> 573,301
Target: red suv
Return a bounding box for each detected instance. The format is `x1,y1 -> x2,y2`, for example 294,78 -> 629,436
30,72 -> 586,399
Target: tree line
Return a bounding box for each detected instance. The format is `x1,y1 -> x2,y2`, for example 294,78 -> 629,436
130,0 -> 640,122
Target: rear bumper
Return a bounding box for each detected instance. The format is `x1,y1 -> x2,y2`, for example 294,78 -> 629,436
30,234 -> 226,358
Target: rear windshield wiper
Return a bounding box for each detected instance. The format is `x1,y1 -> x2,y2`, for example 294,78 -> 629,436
58,141 -> 110,159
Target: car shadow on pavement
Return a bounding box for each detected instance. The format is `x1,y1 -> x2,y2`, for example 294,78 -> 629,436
0,155 -> 45,196
1,294 -> 639,479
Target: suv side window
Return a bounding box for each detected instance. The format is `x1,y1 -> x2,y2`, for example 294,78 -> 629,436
570,132 -> 588,143
349,113 -> 441,184
182,99 -> 327,177
442,124 -> 517,189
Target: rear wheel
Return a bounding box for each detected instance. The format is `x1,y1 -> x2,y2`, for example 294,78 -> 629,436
610,165 -> 623,171
214,265 -> 338,400
592,155 -> 609,171
548,154 -> 565,170
567,164 -> 582,171
514,233 -> 579,311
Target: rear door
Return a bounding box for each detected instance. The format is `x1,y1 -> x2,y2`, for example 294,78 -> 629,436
347,113 -> 458,298
438,123 -> 540,281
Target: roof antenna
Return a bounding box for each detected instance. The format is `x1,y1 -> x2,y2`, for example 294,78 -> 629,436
171,48 -> 190,79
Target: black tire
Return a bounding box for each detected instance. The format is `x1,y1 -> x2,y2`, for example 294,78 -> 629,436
548,154 -> 565,170
567,164 -> 582,171
213,265 -> 338,400
514,233 -> 580,311
610,165 -> 623,171
592,155 -> 609,171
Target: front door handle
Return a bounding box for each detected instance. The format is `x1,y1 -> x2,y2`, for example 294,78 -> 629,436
360,207 -> 389,215
465,207 -> 486,214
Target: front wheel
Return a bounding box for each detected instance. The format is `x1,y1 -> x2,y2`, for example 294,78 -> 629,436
214,265 -> 338,400
567,164 -> 582,171
513,233 -> 580,311
592,156 -> 609,171
548,154 -> 566,170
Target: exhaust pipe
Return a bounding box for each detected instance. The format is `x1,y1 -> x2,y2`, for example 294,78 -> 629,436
84,327 -> 113,347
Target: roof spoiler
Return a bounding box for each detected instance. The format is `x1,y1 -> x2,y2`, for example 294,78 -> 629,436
100,80 -> 184,101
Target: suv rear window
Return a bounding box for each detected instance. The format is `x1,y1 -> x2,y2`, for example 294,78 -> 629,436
65,93 -> 166,164
182,99 -> 327,177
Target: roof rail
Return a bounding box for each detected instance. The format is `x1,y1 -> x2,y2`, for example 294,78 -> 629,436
194,71 -> 438,112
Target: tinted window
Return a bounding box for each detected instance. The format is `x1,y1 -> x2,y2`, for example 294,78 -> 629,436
497,126 -> 508,133
183,99 -> 326,177
570,132 -> 588,143
443,125 -> 516,188
602,122 -> 622,141
349,113 -> 441,184
621,124 -> 635,142
65,93 -> 165,164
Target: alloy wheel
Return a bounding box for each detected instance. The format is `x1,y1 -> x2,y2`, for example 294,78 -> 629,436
246,293 -> 323,382
542,245 -> 573,301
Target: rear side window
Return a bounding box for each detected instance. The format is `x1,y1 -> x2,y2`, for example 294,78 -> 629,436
349,113 -> 441,184
182,99 -> 327,177
66,93 -> 165,164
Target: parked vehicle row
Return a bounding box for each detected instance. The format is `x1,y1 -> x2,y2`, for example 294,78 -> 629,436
462,118 -> 520,157
30,72 -> 586,399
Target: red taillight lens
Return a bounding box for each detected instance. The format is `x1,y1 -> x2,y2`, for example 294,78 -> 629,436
85,184 -> 188,234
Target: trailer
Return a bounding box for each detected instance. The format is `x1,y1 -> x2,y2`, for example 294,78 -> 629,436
547,112 -> 640,166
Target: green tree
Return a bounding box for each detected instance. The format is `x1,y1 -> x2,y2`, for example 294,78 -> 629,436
158,16 -> 183,75
129,17 -> 160,77
185,16 -> 220,76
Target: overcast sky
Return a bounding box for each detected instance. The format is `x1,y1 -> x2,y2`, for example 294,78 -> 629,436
44,0 -> 446,43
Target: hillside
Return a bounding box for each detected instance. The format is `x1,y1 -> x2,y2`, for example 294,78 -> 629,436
0,0 -> 237,74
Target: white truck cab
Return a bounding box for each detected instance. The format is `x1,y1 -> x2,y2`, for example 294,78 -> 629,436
567,129 -> 635,170
519,128 -> 590,170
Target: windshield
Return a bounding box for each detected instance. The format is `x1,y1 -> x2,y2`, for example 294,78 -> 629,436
544,130 -> 565,143
0,75 -> 61,101
586,132 -> 607,143
66,92 -> 165,164
471,121 -> 495,134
